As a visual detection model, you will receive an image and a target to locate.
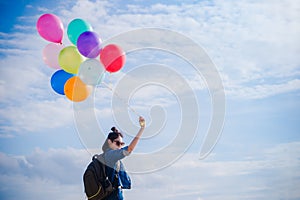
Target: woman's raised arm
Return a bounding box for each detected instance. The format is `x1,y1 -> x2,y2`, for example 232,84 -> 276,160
127,116 -> 145,153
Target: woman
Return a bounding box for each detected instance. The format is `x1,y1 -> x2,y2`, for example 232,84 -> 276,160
102,116 -> 145,200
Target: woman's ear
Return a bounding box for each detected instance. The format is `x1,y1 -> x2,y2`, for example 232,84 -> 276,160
107,139 -> 113,145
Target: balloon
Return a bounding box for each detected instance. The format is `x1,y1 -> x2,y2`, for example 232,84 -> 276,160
64,76 -> 91,102
50,70 -> 74,95
67,19 -> 93,45
36,13 -> 64,43
43,43 -> 65,69
77,31 -> 102,58
59,46 -> 85,74
78,59 -> 104,86
100,44 -> 126,73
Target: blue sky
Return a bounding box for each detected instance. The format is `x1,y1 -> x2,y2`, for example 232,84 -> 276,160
0,0 -> 300,199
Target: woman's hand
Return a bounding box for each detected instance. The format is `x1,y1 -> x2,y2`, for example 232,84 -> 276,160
139,116 -> 145,128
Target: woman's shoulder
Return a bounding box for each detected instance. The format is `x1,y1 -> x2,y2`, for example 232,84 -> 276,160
104,146 -> 130,161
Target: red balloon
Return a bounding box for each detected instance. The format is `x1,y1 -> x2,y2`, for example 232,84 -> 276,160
100,44 -> 125,73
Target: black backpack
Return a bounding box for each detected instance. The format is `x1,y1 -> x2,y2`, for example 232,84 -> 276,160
83,154 -> 114,200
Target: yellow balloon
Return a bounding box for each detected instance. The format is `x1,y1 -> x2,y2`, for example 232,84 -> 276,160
59,46 -> 84,74
64,76 -> 92,102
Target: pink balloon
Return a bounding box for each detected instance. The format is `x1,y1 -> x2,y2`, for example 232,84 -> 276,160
37,13 -> 64,43
43,43 -> 65,69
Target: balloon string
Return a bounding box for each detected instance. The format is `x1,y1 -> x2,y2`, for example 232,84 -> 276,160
101,82 -> 141,117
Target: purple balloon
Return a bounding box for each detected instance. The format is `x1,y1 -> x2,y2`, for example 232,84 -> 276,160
77,31 -> 102,58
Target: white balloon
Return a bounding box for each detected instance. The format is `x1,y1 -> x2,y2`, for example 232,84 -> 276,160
78,59 -> 104,86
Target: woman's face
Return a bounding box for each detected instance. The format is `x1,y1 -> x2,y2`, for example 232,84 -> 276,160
108,136 -> 125,150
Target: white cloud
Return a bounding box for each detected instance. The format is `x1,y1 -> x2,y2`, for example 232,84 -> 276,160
0,142 -> 299,200
127,141 -> 300,200
0,1 -> 299,198
226,79 -> 300,99
0,98 -> 73,134
57,0 -> 300,100
0,30 -> 72,135
0,147 -> 90,199
0,0 -> 299,138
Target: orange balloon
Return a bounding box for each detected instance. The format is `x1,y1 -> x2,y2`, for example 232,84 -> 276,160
64,76 -> 91,102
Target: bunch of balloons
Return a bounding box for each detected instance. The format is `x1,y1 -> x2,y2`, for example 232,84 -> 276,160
37,13 -> 126,102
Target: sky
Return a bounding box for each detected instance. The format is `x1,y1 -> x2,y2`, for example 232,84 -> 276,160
0,0 -> 300,199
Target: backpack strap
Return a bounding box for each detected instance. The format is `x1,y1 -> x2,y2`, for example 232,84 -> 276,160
94,154 -> 122,189
115,160 -> 121,173
92,154 -> 107,183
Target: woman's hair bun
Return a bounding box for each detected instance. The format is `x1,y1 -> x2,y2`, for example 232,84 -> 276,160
111,127 -> 118,133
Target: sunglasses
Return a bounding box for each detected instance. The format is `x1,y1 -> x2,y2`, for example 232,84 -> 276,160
113,140 -> 125,147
